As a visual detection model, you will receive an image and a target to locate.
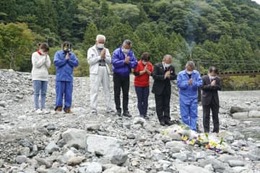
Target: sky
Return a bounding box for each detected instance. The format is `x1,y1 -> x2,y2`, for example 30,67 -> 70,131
252,0 -> 260,4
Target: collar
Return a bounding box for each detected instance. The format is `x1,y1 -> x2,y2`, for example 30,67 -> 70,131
37,50 -> 43,55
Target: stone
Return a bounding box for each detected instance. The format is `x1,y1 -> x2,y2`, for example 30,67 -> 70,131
151,149 -> 165,161
103,166 -> 129,173
248,111 -> 260,118
35,157 -> 52,168
86,134 -> 122,156
230,106 -> 249,114
107,147 -> 128,165
45,141 -> 59,154
134,169 -> 146,173
176,164 -> 211,173
231,112 -> 248,119
16,94 -> 23,99
86,124 -> 100,131
67,156 -> 85,166
85,162 -> 102,173
133,117 -> 146,126
0,101 -> 6,108
18,138 -> 33,149
171,152 -> 188,162
247,148 -> 260,161
19,147 -> 30,157
47,168 -> 66,173
15,155 -> 27,164
62,128 -> 87,149
165,141 -> 186,153
228,160 -> 245,167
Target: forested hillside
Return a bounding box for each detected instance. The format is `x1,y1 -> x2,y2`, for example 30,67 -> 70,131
0,0 -> 259,75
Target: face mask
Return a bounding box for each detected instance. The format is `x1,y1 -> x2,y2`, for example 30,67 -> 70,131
164,63 -> 171,68
97,43 -> 104,49
186,70 -> 193,75
122,48 -> 130,54
142,61 -> 147,65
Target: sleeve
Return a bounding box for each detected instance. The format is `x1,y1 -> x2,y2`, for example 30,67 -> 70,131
177,73 -> 189,89
152,65 -> 165,81
201,76 -> 213,91
54,52 -> 67,67
169,66 -> 177,80
192,73 -> 203,88
129,52 -> 138,68
214,77 -> 221,90
104,48 -> 111,64
87,48 -> 101,65
68,54 -> 79,67
112,51 -> 125,68
32,53 -> 46,68
45,55 -> 51,68
133,63 -> 140,76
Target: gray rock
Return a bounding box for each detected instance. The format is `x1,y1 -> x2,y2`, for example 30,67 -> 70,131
86,124 -> 100,131
134,169 -> 146,173
35,157 -> 52,168
107,147 -> 128,165
248,111 -> 260,118
232,112 -> 248,119
16,155 -> 27,164
16,94 -> 23,99
103,166 -> 129,173
18,138 -> 33,149
228,160 -> 245,167
19,147 -> 30,157
171,152 -> 187,162
0,101 -> 6,108
67,156 -> 85,166
133,117 -> 146,126
230,106 -> 249,114
247,148 -> 260,161
87,134 -> 121,155
165,141 -> 186,153
85,162 -> 102,173
45,141 -> 59,154
45,124 -> 56,131
62,128 -> 87,149
47,168 -> 66,173
151,149 -> 165,161
176,164 -> 211,173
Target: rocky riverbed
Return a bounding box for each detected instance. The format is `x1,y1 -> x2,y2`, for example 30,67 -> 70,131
0,69 -> 260,173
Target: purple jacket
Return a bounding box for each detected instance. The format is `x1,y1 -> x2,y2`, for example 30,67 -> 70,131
112,47 -> 137,77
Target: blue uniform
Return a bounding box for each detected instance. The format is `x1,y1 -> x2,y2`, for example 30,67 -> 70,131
54,50 -> 78,110
177,70 -> 202,131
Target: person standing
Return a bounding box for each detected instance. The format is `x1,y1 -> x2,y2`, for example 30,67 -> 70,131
87,34 -> 113,114
134,52 -> 153,119
54,41 -> 79,113
152,55 -> 176,126
112,39 -> 137,117
201,66 -> 221,133
177,61 -> 202,131
31,43 -> 51,114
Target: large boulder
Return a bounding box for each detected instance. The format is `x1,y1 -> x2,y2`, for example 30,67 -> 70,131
103,166 -> 129,173
248,111 -> 260,118
231,112 -> 248,119
165,141 -> 186,153
86,135 -> 127,165
175,164 -> 211,173
230,106 -> 249,114
62,128 -> 87,149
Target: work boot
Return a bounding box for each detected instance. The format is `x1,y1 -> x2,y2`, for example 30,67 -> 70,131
55,106 -> 62,112
64,108 -> 72,114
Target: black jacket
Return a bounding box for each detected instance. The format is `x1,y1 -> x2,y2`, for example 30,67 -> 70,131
152,63 -> 176,95
201,75 -> 221,106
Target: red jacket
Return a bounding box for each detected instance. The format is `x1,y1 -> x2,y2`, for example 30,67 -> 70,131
134,60 -> 153,87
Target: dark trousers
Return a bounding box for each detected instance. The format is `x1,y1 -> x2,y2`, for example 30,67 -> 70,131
135,86 -> 149,116
203,99 -> 219,133
113,73 -> 130,113
155,89 -> 171,123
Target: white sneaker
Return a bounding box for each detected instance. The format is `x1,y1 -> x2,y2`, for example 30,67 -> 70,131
42,109 -> 50,114
35,109 -> 42,114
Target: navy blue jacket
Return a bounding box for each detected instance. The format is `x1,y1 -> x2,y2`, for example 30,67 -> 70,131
112,47 -> 137,77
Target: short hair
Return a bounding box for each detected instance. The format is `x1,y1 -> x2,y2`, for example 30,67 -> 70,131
163,54 -> 172,60
123,39 -> 132,46
62,41 -> 72,48
141,52 -> 150,61
185,61 -> 195,70
209,66 -> 219,74
39,42 -> 49,52
96,34 -> 106,41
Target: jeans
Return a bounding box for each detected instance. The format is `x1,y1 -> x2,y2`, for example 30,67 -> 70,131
33,80 -> 48,110
135,86 -> 149,116
113,73 -> 129,113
